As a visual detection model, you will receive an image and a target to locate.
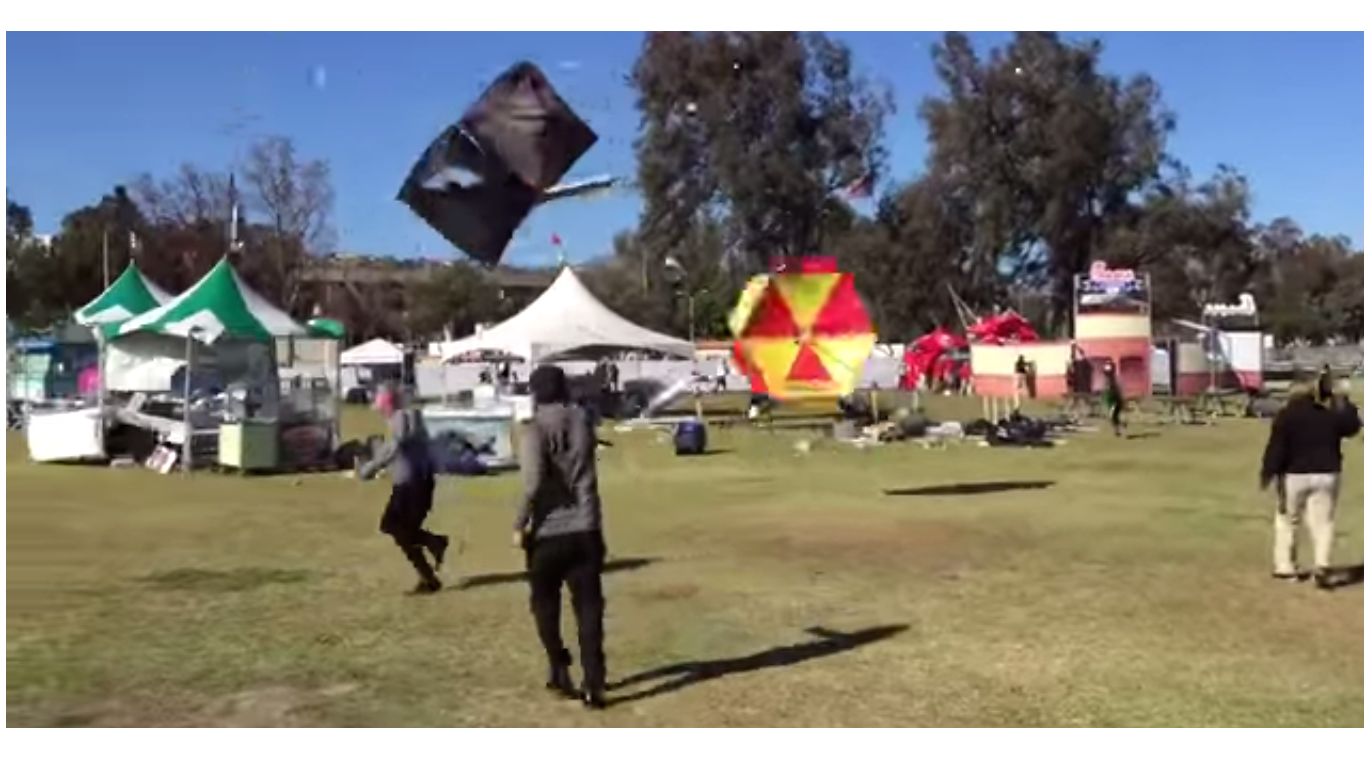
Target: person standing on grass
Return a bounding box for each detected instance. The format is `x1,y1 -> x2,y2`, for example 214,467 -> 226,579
514,364 -> 609,710
1101,359 -> 1124,437
1260,380 -> 1361,589
358,382 -> 448,595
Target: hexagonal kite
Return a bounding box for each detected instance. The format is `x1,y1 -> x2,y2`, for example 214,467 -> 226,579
729,256 -> 876,400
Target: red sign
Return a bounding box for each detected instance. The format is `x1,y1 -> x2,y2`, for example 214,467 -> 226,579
1088,261 -> 1136,283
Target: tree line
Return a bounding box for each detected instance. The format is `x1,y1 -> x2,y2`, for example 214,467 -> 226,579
8,32 -> 1362,346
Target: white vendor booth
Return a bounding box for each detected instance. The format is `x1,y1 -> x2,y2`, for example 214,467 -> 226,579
23,264 -> 172,463
434,266 -> 694,465
340,337 -> 407,403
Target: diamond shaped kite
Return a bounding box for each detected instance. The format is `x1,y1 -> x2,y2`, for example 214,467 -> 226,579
729,256 -> 876,400
397,61 -> 599,266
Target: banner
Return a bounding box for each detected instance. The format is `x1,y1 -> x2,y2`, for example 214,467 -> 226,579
1074,262 -> 1151,315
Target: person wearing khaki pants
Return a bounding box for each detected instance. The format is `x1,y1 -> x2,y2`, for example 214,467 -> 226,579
1261,384 -> 1361,589
1273,473 -> 1341,582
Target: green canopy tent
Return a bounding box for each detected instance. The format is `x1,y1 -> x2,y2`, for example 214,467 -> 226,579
113,257 -> 308,343
73,264 -> 173,327
107,258 -> 332,472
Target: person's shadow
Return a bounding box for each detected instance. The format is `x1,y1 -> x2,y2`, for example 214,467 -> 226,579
606,624 -> 907,705
457,557 -> 657,590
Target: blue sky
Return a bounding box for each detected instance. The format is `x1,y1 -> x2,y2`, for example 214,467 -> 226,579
7,32 -> 1363,266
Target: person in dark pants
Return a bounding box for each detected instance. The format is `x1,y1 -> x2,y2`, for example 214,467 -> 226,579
515,364 -> 608,709
1316,364 -> 1335,405
1101,359 -> 1124,436
359,382 -> 448,595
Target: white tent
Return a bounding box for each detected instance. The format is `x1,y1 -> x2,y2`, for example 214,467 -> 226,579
341,338 -> 405,366
440,267 -> 695,363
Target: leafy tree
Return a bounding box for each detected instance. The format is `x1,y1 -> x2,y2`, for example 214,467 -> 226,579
1326,251 -> 1363,342
6,191 -> 45,325
1256,230 -> 1361,343
7,196 -> 34,242
835,177 -> 976,341
631,32 -> 892,278
920,32 -> 1173,330
407,261 -> 503,339
1094,165 -> 1256,321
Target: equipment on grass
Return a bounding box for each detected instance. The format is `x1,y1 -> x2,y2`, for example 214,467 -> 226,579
673,419 -> 708,456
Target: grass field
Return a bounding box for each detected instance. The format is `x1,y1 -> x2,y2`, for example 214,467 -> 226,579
6,395 -> 1363,727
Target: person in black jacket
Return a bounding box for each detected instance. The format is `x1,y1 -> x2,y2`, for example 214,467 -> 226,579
1260,382 -> 1362,588
1101,360 -> 1124,437
1316,364 -> 1335,405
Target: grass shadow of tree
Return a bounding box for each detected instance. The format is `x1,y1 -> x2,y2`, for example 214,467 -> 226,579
137,567 -> 312,593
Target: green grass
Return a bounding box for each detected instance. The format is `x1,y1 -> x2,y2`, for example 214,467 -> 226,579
6,396 -> 1363,727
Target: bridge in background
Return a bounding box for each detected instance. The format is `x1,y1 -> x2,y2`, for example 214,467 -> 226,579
297,256 -> 559,305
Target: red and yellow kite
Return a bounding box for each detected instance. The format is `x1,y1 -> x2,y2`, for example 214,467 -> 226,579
729,256 -> 876,400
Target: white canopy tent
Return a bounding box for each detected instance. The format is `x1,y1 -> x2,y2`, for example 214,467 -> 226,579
340,338 -> 405,367
440,266 -> 695,363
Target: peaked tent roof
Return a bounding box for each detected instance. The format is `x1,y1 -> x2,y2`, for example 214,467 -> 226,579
440,266 -> 694,362
73,263 -> 174,326
113,257 -> 309,343
341,338 -> 405,366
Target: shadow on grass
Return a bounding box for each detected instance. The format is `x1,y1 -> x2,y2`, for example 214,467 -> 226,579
883,481 -> 1054,497
138,567 -> 312,593
457,557 -> 658,590
1125,432 -> 1160,441
606,624 -> 907,706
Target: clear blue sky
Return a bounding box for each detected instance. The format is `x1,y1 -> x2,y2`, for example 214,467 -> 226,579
7,32 -> 1363,266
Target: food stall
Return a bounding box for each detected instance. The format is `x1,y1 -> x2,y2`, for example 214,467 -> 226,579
27,257 -> 340,473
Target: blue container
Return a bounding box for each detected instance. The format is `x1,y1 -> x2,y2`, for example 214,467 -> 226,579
673,419 -> 708,456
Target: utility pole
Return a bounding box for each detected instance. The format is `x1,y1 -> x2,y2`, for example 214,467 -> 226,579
102,229 -> 111,289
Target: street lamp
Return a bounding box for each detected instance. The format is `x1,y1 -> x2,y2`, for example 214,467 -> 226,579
663,257 -> 698,343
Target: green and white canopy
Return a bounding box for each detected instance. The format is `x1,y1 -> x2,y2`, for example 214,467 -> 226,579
113,257 -> 308,344
73,264 -> 173,326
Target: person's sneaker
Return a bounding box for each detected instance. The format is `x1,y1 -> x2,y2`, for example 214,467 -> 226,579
1312,569 -> 1334,590
546,666 -> 578,699
407,578 -> 442,596
429,535 -> 450,570
581,689 -> 607,711
1271,570 -> 1303,582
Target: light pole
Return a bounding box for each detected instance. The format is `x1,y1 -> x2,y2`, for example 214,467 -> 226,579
663,257 -> 696,343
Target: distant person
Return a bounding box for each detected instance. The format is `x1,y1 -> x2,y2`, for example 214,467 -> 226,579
607,360 -> 620,393
1316,364 -> 1335,405
1012,354 -> 1029,408
1260,380 -> 1362,588
592,360 -> 608,395
1101,359 -> 1124,437
515,364 -> 609,709
358,382 -> 448,595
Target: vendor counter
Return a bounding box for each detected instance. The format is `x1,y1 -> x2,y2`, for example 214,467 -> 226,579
219,421 -> 280,471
